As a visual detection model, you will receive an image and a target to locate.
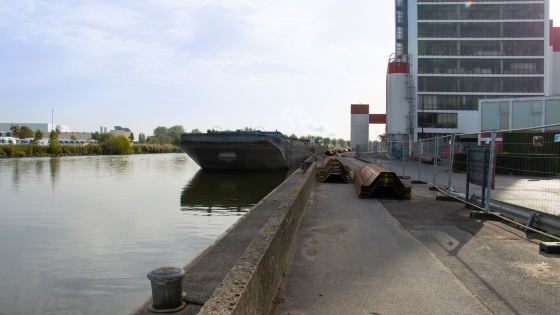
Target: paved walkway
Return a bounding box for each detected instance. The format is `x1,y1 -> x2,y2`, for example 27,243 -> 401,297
275,156 -> 560,315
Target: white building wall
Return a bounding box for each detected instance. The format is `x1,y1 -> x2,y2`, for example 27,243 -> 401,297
553,51 -> 560,95
387,73 -> 409,135
0,123 -> 71,133
350,115 -> 369,149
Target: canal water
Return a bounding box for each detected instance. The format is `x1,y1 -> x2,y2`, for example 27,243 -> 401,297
0,154 -> 292,315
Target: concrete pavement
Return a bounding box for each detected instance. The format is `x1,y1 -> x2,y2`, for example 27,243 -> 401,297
274,156 -> 560,315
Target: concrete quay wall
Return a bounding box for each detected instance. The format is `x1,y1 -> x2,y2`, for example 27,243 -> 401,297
198,163 -> 317,315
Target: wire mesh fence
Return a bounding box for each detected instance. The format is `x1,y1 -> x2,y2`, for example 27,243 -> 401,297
354,124 -> 560,239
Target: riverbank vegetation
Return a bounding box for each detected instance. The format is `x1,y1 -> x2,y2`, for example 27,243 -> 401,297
0,142 -> 182,158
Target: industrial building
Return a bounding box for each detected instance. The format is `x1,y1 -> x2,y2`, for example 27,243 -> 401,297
388,0 -> 559,142
0,123 -> 70,137
0,123 -> 132,142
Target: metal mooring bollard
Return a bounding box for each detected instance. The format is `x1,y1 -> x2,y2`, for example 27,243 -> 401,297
147,267 -> 186,313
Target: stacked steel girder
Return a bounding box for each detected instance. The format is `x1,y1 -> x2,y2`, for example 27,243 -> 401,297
317,157 -> 353,184
354,163 -> 412,200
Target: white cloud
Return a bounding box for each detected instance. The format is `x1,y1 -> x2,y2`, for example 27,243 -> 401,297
281,105 -> 339,138
0,0 -> 394,139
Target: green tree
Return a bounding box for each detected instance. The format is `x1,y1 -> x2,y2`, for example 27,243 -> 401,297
101,135 -> 131,155
324,137 -> 331,145
70,135 -> 77,140
96,133 -> 114,143
153,126 -> 168,138
19,126 -> 34,138
172,135 -> 181,146
49,129 -> 61,154
377,129 -> 387,142
129,132 -> 134,141
288,133 -> 298,139
337,138 -> 345,148
242,127 -> 255,132
146,137 -> 152,144
34,129 -> 44,142
9,125 -> 20,138
159,135 -> 171,143
191,128 -> 201,134
167,125 -> 185,138
138,133 -> 146,143
346,140 -> 351,148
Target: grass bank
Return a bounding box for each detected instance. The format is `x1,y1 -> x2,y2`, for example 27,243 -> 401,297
0,144 -> 183,158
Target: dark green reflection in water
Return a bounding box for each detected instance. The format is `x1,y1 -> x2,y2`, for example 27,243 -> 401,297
180,169 -> 292,215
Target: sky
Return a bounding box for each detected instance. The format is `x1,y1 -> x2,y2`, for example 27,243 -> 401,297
1,1 -> 558,140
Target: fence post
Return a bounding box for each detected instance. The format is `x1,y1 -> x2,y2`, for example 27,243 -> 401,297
389,135 -> 393,170
447,133 -> 455,195
433,136 -> 438,187
485,129 -> 496,213
402,140 -> 406,177
418,140 -> 422,181
380,142 -> 383,167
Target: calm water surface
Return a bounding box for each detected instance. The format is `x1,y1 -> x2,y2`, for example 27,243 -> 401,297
0,154 -> 290,315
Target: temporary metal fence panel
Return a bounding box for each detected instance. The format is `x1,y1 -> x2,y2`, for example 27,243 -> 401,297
348,128 -> 560,239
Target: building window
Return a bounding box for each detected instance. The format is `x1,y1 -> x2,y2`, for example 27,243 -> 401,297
396,27 -> 404,40
417,58 -> 544,75
396,43 -> 404,56
545,100 -> 560,130
499,101 -> 510,130
397,11 -> 403,24
512,101 -> 531,129
396,0 -> 403,7
418,77 -> 544,93
531,100 -> 543,127
418,4 -> 544,21
418,113 -> 458,129
481,102 -> 499,131
418,40 -> 544,56
418,22 -> 544,38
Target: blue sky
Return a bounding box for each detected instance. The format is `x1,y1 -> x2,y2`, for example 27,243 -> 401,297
1,1 -> 558,140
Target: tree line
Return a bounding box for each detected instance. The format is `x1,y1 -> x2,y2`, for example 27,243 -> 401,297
286,134 -> 351,148
8,125 -> 44,141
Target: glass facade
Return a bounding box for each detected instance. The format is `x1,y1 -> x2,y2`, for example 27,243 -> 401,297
418,0 -> 542,2
418,22 -> 544,38
418,77 -> 544,93
396,0 -> 408,58
418,58 -> 544,74
418,94 -> 528,111
418,40 -> 544,56
418,113 -> 458,129
404,1 -> 547,138
418,4 -> 544,20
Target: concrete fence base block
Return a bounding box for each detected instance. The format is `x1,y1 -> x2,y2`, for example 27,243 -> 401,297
539,242 -> 560,254
429,186 -> 439,191
411,180 -> 427,184
436,195 -> 461,202
198,163 -> 317,315
470,212 -> 499,220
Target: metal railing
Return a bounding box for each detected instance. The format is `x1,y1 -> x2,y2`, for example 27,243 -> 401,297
355,123 -> 560,241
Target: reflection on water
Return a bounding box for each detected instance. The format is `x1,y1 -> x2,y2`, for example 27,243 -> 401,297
50,157 -> 60,187
0,154 -> 291,315
181,169 -> 290,215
